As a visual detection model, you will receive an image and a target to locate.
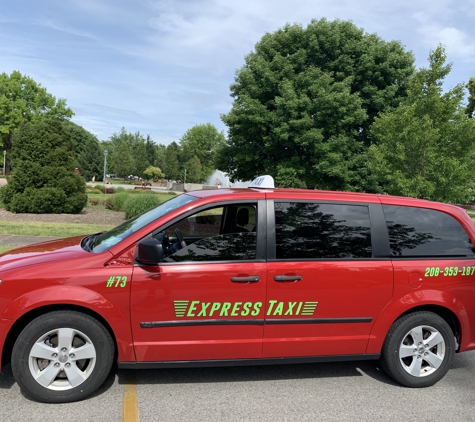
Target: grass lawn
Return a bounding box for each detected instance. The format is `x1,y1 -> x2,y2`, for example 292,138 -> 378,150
466,210 -> 475,222
0,245 -> 13,254
0,221 -> 114,237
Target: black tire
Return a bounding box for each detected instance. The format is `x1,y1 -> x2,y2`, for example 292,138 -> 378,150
380,311 -> 455,387
11,310 -> 115,403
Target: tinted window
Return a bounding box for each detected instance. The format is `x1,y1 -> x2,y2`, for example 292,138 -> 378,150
383,205 -> 475,257
165,208 -> 224,239
164,232 -> 256,262
159,203 -> 258,262
274,202 -> 372,259
92,194 -> 197,252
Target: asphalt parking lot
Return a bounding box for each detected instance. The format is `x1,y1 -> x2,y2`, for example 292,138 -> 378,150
1,351 -> 475,422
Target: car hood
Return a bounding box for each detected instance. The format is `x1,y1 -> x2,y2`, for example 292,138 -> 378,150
0,236 -> 92,270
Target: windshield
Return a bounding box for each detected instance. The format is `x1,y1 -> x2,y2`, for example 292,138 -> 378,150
90,194 -> 197,253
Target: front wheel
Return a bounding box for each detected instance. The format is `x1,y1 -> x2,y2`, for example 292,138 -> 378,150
380,311 -> 455,387
12,311 -> 115,403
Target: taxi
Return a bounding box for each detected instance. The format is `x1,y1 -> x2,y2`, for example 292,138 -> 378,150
1,175 -> 475,402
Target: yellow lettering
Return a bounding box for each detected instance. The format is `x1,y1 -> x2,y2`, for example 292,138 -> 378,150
187,300 -> 200,317
267,300 -> 277,316
251,302 -> 262,316
231,302 -> 242,316
197,302 -> 210,317
220,302 -> 232,316
285,302 -> 297,316
209,302 -> 221,317
273,302 -> 284,316
241,302 -> 252,316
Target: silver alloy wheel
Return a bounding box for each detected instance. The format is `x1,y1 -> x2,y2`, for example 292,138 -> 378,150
28,327 -> 97,391
398,324 -> 446,377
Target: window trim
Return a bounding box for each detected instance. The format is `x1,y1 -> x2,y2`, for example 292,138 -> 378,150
136,199 -> 267,266
382,204 -> 475,259
268,199 -> 380,261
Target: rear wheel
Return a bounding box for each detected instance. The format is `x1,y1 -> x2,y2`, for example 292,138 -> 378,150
12,311 -> 114,403
380,311 -> 455,387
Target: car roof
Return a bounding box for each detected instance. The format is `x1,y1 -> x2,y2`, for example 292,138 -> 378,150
186,187 -> 464,213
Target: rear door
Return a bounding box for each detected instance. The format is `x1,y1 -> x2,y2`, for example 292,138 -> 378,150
263,199 -> 394,358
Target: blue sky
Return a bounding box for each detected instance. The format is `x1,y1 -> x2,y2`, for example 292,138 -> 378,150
1,0 -> 474,145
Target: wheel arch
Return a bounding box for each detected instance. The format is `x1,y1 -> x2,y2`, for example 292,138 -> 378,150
367,304 -> 462,354
2,304 -> 119,369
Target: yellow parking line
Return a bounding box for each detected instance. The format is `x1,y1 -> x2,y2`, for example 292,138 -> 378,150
122,371 -> 139,422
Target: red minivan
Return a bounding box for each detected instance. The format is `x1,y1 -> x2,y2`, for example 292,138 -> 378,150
1,175 -> 475,403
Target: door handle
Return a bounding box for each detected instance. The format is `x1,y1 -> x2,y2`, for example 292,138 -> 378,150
273,275 -> 302,282
230,276 -> 260,283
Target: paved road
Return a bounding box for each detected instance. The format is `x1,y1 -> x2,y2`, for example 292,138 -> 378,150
1,351 -> 475,422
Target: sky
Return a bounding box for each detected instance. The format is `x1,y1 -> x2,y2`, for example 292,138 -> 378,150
1,0 -> 474,145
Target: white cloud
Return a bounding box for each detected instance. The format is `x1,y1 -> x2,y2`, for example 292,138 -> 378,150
2,0 -> 474,144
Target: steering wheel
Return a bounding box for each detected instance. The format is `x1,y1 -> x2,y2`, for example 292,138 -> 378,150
175,228 -> 187,249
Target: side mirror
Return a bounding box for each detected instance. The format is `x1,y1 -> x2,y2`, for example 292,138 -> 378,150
136,238 -> 163,265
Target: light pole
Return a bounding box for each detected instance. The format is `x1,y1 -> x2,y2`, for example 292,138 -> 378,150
103,149 -> 108,182
3,150 -> 5,176
184,168 -> 187,185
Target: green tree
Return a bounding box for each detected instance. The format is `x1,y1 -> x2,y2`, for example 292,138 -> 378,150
0,71 -> 73,173
66,122 -> 103,181
132,139 -> 149,177
467,77 -> 475,118
218,18 -> 414,190
145,135 -> 158,166
143,165 -> 165,180
369,46 -> 475,203
163,142 -> 180,180
77,136 -> 104,181
0,119 -> 87,213
155,143 -> 166,170
111,141 -> 135,179
180,123 -> 226,181
183,155 -> 202,183
107,128 -> 152,177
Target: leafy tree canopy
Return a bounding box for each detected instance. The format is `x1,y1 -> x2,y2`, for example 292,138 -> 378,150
0,70 -> 73,173
0,119 -> 87,213
218,18 -> 414,190
110,141 -> 135,179
65,121 -> 104,181
143,165 -> 165,180
163,142 -> 180,180
184,155 -> 202,183
369,45 -> 475,203
467,77 -> 475,118
179,123 -> 226,181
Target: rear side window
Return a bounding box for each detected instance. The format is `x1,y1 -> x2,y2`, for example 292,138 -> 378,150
383,205 -> 475,257
274,202 -> 372,259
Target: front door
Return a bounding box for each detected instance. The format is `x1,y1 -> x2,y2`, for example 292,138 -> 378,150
130,202 -> 267,362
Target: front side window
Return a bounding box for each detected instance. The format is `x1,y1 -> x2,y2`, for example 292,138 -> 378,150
160,204 -> 258,262
91,194 -> 197,253
274,202 -> 372,259
383,205 -> 475,257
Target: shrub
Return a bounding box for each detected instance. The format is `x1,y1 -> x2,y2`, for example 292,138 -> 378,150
104,192 -> 129,212
87,188 -> 103,195
9,187 -> 67,213
89,197 -> 100,206
97,185 -> 115,194
4,120 -> 87,214
123,194 -> 162,219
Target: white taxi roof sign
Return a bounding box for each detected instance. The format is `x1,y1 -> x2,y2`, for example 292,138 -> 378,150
248,175 -> 275,189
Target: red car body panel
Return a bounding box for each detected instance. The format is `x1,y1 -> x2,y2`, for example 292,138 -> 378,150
1,187 -> 475,372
